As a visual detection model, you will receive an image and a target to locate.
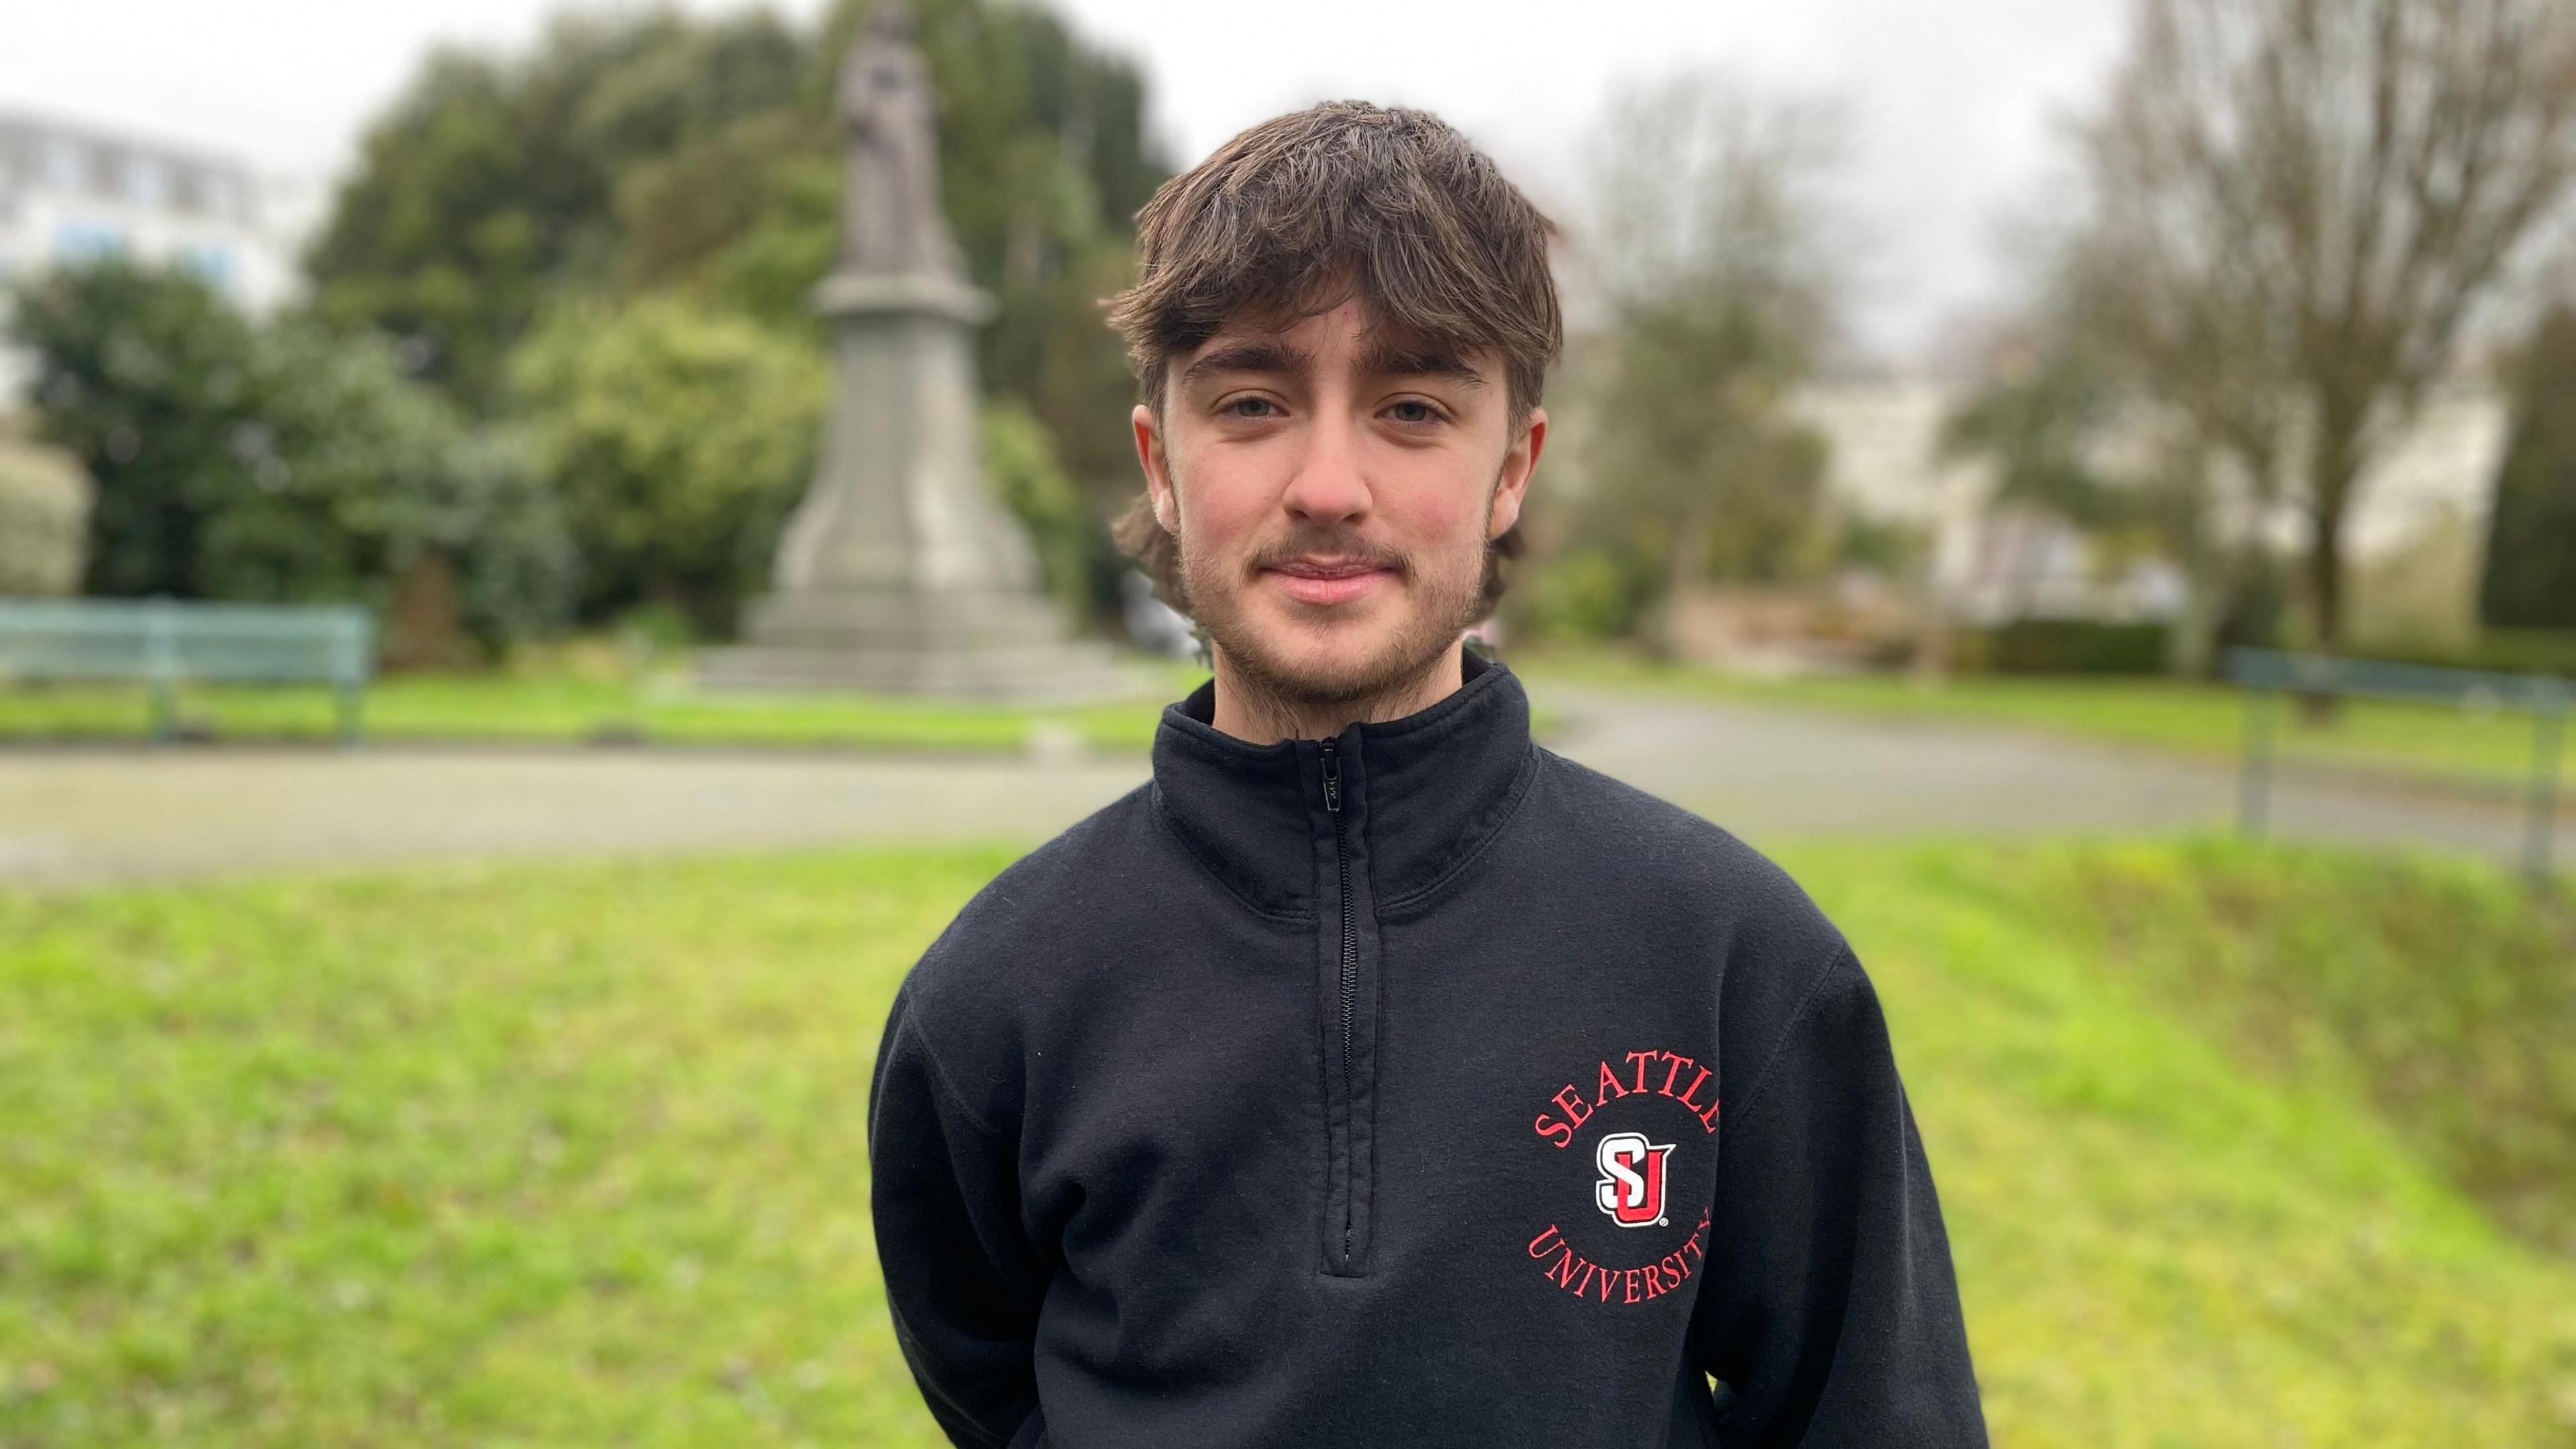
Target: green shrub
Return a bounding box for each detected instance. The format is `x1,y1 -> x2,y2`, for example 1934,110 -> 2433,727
980,398 -> 1094,623
2481,306 -> 2576,631
2341,629 -> 2576,679
507,295 -> 824,635
6,258 -> 574,651
1511,545 -> 1656,642
1962,618 -> 2169,674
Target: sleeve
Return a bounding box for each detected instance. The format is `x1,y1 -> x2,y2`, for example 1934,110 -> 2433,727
867,980 -> 1049,1449
1686,945 -> 1988,1447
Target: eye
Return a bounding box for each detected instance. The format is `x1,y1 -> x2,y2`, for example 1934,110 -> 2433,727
1221,395 -> 1282,419
1385,398 -> 1442,426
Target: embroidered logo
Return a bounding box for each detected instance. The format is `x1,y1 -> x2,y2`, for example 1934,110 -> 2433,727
1593,1132 -> 1674,1227
1522,1047 -> 1717,1307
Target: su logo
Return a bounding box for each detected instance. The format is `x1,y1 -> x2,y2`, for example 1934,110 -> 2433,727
1593,1131 -> 1675,1228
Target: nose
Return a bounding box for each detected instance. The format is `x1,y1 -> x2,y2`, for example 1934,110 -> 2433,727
1278,409 -> 1371,527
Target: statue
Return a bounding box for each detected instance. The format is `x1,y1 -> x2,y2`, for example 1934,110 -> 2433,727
836,4 -> 962,279
699,1 -> 1124,699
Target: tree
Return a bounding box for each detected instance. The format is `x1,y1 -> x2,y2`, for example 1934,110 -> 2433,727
309,0 -> 1171,625
197,321 -> 576,655
7,257 -> 575,651
2068,0 -> 2576,653
1562,73 -> 1845,653
306,8 -> 807,411
1937,319 -> 2265,675
980,396 -> 1093,621
508,294 -> 826,633
2480,304 -> 2576,629
307,1 -> 1163,461
11,257 -> 260,598
1941,348 -> 2128,537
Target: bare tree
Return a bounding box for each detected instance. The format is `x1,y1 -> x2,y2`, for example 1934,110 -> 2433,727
1566,72 -> 1849,652
1942,248 -> 2286,678
1939,327 -> 2225,675
2070,0 -> 2576,653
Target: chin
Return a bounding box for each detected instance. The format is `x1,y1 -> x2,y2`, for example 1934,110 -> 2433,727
1189,561 -> 1477,707
1231,619 -> 1454,704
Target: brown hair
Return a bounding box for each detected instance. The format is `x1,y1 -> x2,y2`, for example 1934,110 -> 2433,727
1104,100 -> 1561,620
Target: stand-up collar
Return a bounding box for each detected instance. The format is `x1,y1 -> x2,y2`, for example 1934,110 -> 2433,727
1149,649 -> 1540,921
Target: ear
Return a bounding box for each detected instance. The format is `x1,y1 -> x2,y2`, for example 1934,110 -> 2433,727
1133,402 -> 1179,534
1489,406 -> 1546,540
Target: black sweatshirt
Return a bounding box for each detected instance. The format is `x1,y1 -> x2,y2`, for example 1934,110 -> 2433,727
866,650 -> 1986,1448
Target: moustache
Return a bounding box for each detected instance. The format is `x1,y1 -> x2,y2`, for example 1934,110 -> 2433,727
1246,533 -> 1409,576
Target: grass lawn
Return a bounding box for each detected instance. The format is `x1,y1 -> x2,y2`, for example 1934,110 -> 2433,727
0,659 -> 1208,755
1514,648 -> 2569,800
1790,838 -> 2576,1447
2,839 -> 2571,1446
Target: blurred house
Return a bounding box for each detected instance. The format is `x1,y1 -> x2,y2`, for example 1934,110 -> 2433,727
1791,371 -> 2510,643
0,103 -> 317,401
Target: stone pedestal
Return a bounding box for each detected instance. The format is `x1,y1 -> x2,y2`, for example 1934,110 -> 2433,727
700,274 -> 1130,700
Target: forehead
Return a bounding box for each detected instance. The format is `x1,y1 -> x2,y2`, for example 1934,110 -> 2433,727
1177,299 -> 1496,386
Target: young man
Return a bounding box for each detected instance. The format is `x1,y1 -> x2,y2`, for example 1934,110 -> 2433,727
867,101 -> 1987,1448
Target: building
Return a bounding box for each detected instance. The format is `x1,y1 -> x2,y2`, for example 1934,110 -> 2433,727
1790,372 -> 2510,641
0,103 -> 315,400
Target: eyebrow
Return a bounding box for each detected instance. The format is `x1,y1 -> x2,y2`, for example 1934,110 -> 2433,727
1175,335 -> 1493,394
1357,339 -> 1490,390
1178,339 -> 1310,392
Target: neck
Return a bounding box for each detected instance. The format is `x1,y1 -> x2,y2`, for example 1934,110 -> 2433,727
1207,641 -> 1466,745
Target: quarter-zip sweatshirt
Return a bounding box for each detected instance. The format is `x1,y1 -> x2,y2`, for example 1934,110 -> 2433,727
867,649 -> 1986,1448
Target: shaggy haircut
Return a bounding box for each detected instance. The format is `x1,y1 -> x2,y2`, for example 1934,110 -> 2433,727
1104,100 -> 1564,620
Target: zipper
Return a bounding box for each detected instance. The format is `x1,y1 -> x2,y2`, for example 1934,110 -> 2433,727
1319,737 -> 1358,1267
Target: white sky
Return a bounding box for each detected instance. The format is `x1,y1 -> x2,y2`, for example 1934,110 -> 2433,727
2,0 -> 2129,360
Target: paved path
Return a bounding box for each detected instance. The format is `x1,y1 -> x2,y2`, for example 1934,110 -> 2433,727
1542,686 -> 2559,863
0,692 -> 2557,888
0,747 -> 1146,889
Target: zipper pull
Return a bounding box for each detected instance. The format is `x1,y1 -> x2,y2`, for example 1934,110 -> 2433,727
1319,738 -> 1342,814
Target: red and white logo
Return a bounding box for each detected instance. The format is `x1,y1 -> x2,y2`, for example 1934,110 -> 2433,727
1593,1131 -> 1675,1228
1526,1049 -> 1715,1305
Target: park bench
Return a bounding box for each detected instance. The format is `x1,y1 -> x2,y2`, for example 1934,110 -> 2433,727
0,598 -> 374,743
2223,646 -> 2568,887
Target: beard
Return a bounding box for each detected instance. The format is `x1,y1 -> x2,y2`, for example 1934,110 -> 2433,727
1175,472 -> 1495,722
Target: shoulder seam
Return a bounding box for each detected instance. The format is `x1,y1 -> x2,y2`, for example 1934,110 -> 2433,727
894,987 -> 1014,1142
1716,941 -> 1860,1143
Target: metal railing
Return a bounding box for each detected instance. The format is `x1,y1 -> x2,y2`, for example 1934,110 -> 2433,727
2222,647 -> 2567,887
0,597 -> 375,743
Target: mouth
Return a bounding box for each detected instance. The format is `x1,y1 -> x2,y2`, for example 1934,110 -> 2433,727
1262,556 -> 1399,607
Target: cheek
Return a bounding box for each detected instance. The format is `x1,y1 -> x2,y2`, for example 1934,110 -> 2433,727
1171,446 -> 1275,550
1381,472 -> 1492,560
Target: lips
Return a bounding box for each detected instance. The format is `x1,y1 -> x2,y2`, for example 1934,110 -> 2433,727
1264,556 -> 1397,606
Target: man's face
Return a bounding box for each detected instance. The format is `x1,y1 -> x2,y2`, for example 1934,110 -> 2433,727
1132,297 -> 1546,707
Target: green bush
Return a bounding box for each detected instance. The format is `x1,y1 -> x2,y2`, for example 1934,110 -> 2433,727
307,0 -> 1168,501
2341,629 -> 2576,679
1511,544 -> 1657,642
979,398 -> 1094,622
1961,618 -> 2169,674
5,258 -> 575,651
2480,306 -> 2576,631
508,295 -> 824,635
